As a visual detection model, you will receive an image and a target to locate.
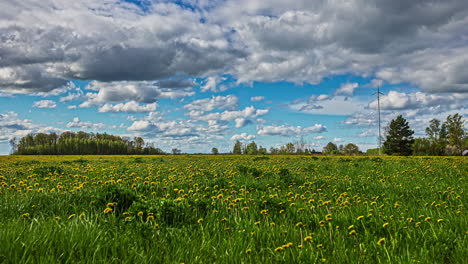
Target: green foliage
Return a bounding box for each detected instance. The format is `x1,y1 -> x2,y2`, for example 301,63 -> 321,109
322,142 -> 338,154
343,143 -> 360,155
383,115 -> 414,156
12,131 -> 165,155
244,141 -> 258,155
232,140 -> 242,154
445,113 -> 466,155
211,147 -> 219,155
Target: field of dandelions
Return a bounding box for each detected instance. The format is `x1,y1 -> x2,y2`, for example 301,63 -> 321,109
0,155 -> 466,263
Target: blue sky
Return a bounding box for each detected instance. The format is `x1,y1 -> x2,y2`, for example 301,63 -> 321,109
1,0 -> 467,154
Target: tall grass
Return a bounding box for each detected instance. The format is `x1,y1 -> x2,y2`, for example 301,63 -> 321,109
0,155 -> 466,263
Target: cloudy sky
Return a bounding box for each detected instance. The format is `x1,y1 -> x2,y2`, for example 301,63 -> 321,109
1,0 -> 467,154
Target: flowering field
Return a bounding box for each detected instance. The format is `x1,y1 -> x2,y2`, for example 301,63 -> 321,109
0,155 -> 466,263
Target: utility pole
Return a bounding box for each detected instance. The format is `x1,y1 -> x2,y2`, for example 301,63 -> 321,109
377,84 -> 383,155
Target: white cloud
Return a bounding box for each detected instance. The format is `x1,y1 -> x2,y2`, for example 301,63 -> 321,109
290,96 -> 366,115
230,133 -> 256,141
98,101 -> 157,113
250,96 -> 265,102
234,118 -> 253,128
200,76 -> 228,92
257,124 -> 327,137
66,117 -> 116,130
32,100 -> 57,108
333,137 -> 343,143
313,136 -> 324,140
0,111 -> 62,144
369,91 -> 468,111
184,95 -> 238,112
334,82 -> 359,96
189,106 -> 269,122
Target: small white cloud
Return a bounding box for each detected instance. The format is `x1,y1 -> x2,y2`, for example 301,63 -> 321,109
32,100 -> 56,109
250,96 -> 265,102
334,83 -> 359,96
258,124 -> 327,137
98,101 -> 157,113
234,118 -> 253,128
333,137 -> 343,143
184,95 -> 238,112
230,133 -> 256,141
313,136 -> 324,140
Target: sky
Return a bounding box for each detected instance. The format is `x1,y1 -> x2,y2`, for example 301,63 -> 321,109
0,0 -> 467,154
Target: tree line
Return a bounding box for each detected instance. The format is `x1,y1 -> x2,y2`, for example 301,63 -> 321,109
10,131 -> 164,155
371,113 -> 466,156
229,113 -> 466,156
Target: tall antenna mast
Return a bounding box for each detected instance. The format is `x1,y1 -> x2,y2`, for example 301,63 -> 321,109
377,84 -> 383,155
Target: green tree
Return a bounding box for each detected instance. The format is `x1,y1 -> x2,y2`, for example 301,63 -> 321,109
244,141 -> 258,155
343,143 -> 360,155
171,148 -> 181,155
322,142 -> 338,154
211,147 -> 219,155
258,146 -> 267,155
383,115 -> 414,156
425,119 -> 447,155
444,113 -> 466,155
412,138 -> 432,156
232,140 -> 243,154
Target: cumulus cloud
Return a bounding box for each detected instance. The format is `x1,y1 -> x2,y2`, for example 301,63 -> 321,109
32,100 -> 57,109
66,117 -> 117,130
369,91 -> 468,111
230,133 -> 256,141
257,124 -> 327,137
234,118 -> 253,128
1,0 -> 467,96
334,83 -> 359,96
189,106 -> 269,122
0,111 -> 62,143
98,101 -> 157,113
184,95 -> 238,112
200,76 -> 228,92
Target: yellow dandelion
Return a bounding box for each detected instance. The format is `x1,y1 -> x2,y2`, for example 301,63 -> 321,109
54,216 -> 61,221
383,222 -> 389,228
377,238 -> 385,245
274,247 -> 283,252
296,222 -> 304,227
103,207 -> 113,214
68,214 -> 76,220
245,249 -> 252,254
260,209 -> 269,215
357,216 -> 364,220
297,245 -> 303,249
437,219 -> 444,223
348,225 -> 354,230
304,236 -> 313,242
146,215 -> 154,221
424,217 -> 431,222
137,211 -> 144,217
317,244 -> 324,249
349,230 -> 357,236
197,218 -> 203,224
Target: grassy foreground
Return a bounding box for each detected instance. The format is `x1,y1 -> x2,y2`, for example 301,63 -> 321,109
0,155 -> 466,263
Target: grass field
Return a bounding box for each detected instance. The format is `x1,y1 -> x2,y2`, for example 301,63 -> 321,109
0,155 -> 466,263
